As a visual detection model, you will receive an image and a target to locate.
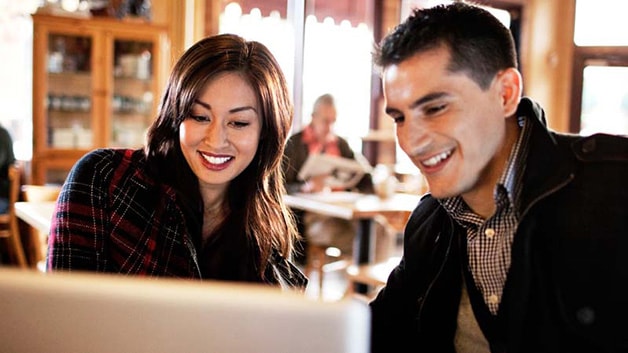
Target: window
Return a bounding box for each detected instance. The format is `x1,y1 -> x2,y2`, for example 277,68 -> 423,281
570,0 -> 628,135
0,1 -> 39,161
218,0 -> 374,153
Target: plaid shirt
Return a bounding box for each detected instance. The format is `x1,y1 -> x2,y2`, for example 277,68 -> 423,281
441,116 -> 531,314
47,148 -> 307,290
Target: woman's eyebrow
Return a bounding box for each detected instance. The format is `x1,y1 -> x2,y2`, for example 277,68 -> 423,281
229,106 -> 258,114
193,99 -> 257,114
193,99 -> 210,110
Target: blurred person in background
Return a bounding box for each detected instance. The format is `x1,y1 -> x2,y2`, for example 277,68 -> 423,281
282,93 -> 373,264
0,125 -> 16,214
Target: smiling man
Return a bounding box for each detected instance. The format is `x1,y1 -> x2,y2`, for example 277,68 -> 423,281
369,3 -> 628,353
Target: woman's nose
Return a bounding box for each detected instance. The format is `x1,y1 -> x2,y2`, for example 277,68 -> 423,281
204,122 -> 228,146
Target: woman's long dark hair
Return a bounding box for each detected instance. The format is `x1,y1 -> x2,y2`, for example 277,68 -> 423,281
144,34 -> 298,278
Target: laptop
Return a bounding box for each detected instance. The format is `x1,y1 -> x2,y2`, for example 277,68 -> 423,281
0,268 -> 370,353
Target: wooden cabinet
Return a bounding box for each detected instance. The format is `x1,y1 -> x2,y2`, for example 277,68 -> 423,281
31,14 -> 170,185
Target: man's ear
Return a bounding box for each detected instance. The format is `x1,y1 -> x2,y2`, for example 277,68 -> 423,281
496,67 -> 522,117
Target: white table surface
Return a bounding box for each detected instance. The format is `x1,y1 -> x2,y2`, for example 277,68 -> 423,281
15,201 -> 56,234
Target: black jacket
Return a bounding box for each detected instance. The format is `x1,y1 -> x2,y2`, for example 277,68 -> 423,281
369,98 -> 628,353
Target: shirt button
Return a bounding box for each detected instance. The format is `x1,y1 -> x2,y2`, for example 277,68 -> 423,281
485,228 -> 495,238
488,294 -> 499,304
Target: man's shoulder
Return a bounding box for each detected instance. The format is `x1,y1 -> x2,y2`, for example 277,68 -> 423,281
569,133 -> 628,163
407,193 -> 448,226
286,130 -> 306,145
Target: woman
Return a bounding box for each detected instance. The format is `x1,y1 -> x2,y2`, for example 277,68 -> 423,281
47,34 -> 307,290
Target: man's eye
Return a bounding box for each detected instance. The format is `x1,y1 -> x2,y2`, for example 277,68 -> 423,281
424,104 -> 446,115
392,116 -> 404,124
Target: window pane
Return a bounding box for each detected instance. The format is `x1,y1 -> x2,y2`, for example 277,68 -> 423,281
218,0 -> 374,154
0,6 -> 34,161
580,65 -> 628,135
575,0 -> 628,46
219,1 -> 295,97
302,16 -> 373,153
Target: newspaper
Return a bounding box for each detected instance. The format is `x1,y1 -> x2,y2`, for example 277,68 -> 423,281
297,153 -> 372,190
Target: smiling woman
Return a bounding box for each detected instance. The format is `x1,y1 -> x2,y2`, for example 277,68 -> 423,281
46,34 -> 308,293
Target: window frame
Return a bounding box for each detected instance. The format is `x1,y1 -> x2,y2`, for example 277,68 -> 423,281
569,46 -> 628,133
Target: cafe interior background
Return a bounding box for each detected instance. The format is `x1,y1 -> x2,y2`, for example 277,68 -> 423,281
1,0 -> 627,185
0,0 -> 627,300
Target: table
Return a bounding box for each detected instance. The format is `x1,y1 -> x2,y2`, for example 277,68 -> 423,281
284,191 -> 420,265
15,201 -> 56,235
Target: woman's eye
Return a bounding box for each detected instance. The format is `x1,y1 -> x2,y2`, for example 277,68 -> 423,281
231,120 -> 250,128
190,114 -> 209,122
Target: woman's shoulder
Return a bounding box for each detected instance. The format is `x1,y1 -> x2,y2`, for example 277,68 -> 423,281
76,148 -> 146,169
77,148 -> 136,164
69,148 -> 147,182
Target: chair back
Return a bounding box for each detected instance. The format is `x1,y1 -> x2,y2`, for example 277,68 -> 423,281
21,184 -> 61,202
20,184 -> 61,270
0,164 -> 27,267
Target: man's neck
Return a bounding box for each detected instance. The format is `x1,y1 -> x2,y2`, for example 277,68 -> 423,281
462,116 -> 521,219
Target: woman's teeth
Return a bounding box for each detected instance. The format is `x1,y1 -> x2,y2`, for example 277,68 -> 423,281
203,154 -> 231,164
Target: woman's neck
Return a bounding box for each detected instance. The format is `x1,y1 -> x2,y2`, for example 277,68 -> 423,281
200,186 -> 228,244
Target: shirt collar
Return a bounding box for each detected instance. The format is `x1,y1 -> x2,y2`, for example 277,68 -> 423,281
440,115 -> 532,219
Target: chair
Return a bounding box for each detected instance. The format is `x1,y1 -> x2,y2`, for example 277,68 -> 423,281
21,184 -> 62,271
344,210 -> 411,300
304,213 -> 396,300
303,214 -> 354,299
0,164 -> 27,267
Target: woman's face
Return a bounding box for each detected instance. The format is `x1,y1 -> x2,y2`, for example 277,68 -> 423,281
179,72 -> 262,196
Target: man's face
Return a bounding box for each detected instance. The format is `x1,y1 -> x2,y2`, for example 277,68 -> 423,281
382,46 -> 512,200
310,103 -> 337,142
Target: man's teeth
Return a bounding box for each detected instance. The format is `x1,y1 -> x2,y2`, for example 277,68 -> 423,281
422,151 -> 451,167
203,155 -> 230,164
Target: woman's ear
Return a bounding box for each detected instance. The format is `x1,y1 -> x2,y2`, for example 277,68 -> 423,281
497,67 -> 522,117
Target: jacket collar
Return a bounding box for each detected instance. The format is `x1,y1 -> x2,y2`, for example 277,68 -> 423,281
516,98 -> 575,218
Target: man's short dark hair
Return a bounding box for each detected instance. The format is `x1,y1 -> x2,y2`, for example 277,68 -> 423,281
374,2 -> 518,90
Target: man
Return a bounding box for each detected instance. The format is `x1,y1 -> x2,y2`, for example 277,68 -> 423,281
283,93 -> 373,264
283,93 -> 372,194
369,3 -> 628,353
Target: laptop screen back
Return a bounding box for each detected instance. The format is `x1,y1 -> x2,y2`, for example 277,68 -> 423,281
0,268 -> 370,353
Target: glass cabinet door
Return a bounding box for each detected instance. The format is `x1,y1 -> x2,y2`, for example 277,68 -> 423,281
110,38 -> 155,147
46,33 -> 93,149
32,14 -> 169,185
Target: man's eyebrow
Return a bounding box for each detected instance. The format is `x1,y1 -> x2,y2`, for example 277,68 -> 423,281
385,92 -> 450,116
409,92 -> 449,110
